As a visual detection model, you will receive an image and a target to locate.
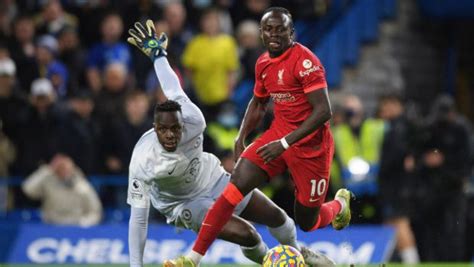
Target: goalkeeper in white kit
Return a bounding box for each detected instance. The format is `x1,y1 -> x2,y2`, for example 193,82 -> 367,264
126,20 -> 335,267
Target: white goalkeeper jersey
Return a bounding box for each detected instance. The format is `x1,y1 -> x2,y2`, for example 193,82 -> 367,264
126,57 -> 225,222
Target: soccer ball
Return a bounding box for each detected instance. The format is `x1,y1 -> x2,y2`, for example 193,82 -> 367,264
262,245 -> 305,267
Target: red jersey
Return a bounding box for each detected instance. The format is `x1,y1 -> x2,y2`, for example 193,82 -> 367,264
253,42 -> 330,146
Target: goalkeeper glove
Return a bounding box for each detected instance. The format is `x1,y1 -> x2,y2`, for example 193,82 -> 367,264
127,19 -> 168,61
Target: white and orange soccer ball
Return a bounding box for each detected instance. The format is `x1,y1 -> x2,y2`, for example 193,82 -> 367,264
262,245 -> 305,267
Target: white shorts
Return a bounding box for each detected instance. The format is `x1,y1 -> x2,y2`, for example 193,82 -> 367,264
169,172 -> 253,232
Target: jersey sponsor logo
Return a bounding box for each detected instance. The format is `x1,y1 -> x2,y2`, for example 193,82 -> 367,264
303,59 -> 313,69
277,69 -> 285,85
299,65 -> 320,77
270,92 -> 296,103
262,73 -> 267,79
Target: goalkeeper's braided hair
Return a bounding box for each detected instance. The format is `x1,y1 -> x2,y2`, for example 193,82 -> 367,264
154,100 -> 182,120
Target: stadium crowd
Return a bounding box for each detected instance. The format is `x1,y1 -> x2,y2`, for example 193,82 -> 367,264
0,0 -> 473,263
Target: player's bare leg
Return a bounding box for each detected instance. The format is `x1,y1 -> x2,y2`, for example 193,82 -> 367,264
385,216 -> 420,263
239,188 -> 286,228
164,159 -> 269,266
231,158 -> 270,195
163,214 -> 268,266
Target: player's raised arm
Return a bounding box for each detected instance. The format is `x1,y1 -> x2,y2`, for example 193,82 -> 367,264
128,20 -> 205,131
127,20 -> 185,101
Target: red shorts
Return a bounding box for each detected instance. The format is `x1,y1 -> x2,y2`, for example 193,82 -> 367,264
241,128 -> 334,207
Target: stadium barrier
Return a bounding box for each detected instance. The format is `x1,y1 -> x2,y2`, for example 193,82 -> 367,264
0,223 -> 395,265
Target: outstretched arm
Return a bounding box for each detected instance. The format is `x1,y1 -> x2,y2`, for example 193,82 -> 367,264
129,206 -> 150,267
234,95 -> 269,161
257,89 -> 332,163
128,20 -> 204,130
153,57 -> 187,101
127,20 -> 185,101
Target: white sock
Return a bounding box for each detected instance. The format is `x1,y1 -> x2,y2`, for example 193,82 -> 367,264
241,240 -> 268,264
268,216 -> 301,251
400,247 -> 420,264
335,197 -> 346,214
187,250 -> 203,265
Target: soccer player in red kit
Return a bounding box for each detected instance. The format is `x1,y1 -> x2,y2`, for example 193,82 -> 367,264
164,7 -> 353,267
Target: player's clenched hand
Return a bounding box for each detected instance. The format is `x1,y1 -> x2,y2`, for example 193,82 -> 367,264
234,138 -> 246,162
127,19 -> 168,60
256,140 -> 285,164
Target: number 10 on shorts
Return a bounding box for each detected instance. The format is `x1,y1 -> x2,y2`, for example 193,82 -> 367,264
309,179 -> 326,202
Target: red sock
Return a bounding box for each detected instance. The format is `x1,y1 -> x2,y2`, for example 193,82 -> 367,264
310,200 -> 342,231
192,183 -> 243,255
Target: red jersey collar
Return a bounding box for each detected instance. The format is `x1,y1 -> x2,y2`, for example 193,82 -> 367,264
268,42 -> 296,63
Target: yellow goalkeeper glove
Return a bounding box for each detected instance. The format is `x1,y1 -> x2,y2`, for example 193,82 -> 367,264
127,19 -> 168,61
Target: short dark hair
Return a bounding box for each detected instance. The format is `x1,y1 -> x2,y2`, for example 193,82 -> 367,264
378,93 -> 404,104
262,7 -> 294,27
154,100 -> 182,120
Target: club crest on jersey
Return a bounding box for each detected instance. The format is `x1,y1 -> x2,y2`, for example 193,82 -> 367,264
278,69 -> 285,85
184,158 -> 200,183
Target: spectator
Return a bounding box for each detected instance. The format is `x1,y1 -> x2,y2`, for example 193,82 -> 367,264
121,0 -> 161,36
8,15 -> 37,92
331,94 -> 384,224
103,90 -> 152,175
0,118 -> 16,212
94,62 -> 129,125
0,58 -> 29,174
35,35 -> 69,98
377,95 -> 420,264
206,101 -> 239,153
16,78 -> 60,175
0,119 -> 15,177
71,0 -> 108,48
233,20 -> 264,115
163,1 -> 195,67
57,90 -> 101,174
236,20 -> 264,82
57,26 -> 86,93
231,0 -> 271,26
182,7 -> 239,121
22,154 -> 102,226
0,0 -> 17,38
86,12 -> 131,92
413,95 -> 471,261
34,0 -> 78,36
0,42 -> 8,59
